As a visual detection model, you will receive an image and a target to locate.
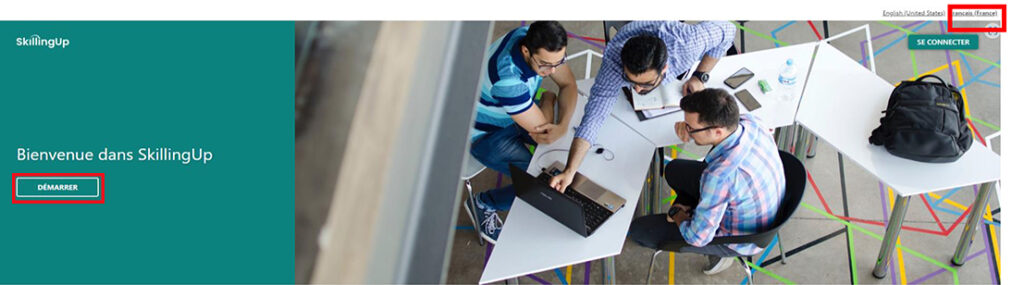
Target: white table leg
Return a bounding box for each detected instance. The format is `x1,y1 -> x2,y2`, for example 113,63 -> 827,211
602,256 -> 616,284
952,181 -> 996,266
872,194 -> 910,278
655,148 -> 664,214
793,126 -> 811,161
807,136 -> 818,158
775,126 -> 790,151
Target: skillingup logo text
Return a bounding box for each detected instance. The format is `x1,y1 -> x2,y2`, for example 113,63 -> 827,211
16,34 -> 70,48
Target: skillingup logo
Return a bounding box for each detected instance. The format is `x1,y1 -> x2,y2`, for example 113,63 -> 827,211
15,34 -> 70,48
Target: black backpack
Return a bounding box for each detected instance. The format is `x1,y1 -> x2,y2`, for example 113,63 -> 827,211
869,75 -> 973,163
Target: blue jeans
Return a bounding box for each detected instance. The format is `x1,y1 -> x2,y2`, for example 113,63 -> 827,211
469,124 -> 537,211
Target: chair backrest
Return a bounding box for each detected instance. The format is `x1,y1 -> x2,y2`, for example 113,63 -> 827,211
774,151 -> 807,230
660,150 -> 806,251
603,21 -> 631,43
461,155 -> 487,180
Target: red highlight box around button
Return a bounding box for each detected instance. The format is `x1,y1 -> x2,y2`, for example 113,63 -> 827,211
11,173 -> 105,204
947,4 -> 1007,33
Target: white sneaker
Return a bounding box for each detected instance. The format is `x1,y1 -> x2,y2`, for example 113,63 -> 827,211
702,255 -> 735,275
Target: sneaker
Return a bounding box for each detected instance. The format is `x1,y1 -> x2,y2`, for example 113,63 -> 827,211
463,196 -> 503,244
702,255 -> 735,275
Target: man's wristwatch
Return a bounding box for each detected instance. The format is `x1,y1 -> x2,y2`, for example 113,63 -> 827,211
692,71 -> 710,83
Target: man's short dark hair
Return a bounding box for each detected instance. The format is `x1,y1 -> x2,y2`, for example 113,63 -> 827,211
679,88 -> 740,129
621,35 -> 668,75
521,21 -> 568,54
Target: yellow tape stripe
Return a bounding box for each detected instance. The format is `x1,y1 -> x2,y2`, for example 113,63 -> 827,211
908,61 -> 956,80
927,192 -> 969,211
953,61 -> 971,116
566,265 -> 572,285
986,204 -> 1000,274
668,252 -> 675,284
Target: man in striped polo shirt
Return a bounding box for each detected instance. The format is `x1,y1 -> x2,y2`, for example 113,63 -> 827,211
465,21 -> 579,243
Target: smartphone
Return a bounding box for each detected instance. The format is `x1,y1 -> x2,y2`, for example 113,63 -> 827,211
668,206 -> 681,217
734,89 -> 761,112
724,67 -> 755,89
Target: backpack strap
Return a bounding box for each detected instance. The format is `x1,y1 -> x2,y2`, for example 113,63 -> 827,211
915,74 -> 948,85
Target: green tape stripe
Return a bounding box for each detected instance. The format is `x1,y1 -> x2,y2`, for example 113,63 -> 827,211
957,50 -> 1001,69
913,49 -> 921,76
966,114 -> 1000,131
744,260 -> 795,285
661,194 -> 677,205
878,21 -> 914,34
801,202 -> 960,284
878,21 -> 1000,69
731,21 -> 790,47
848,227 -> 859,284
668,145 -> 702,160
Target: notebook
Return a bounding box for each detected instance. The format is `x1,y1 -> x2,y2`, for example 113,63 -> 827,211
629,78 -> 684,111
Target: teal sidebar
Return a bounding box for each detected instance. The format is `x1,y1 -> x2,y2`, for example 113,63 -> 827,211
0,22 -> 295,283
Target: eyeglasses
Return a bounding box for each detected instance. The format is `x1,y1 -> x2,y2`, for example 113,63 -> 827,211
529,52 -> 567,71
622,71 -> 665,95
684,123 -> 719,134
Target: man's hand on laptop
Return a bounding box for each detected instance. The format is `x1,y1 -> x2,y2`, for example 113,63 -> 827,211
548,170 -> 575,193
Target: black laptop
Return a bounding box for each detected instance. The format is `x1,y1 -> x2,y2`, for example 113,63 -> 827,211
509,164 -> 625,237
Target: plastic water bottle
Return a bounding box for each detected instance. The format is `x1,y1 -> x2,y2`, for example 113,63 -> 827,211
777,58 -> 798,101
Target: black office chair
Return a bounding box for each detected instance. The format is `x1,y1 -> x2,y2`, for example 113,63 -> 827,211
602,21 -> 631,43
645,150 -> 806,284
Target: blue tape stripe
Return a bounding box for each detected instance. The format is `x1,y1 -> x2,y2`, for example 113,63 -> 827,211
959,53 -> 976,76
975,80 -> 1001,88
929,199 -> 1001,227
770,21 -> 796,48
741,235 -> 779,285
930,187 -> 962,207
873,21 -> 932,59
960,60 -> 1000,90
553,268 -> 568,285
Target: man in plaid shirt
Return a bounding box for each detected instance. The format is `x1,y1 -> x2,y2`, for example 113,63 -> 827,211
629,88 -> 785,275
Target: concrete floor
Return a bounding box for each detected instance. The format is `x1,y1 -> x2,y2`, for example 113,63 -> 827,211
446,21 -> 1001,284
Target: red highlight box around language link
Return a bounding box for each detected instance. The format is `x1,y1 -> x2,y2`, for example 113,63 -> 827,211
947,4 -> 1007,33
11,173 -> 105,204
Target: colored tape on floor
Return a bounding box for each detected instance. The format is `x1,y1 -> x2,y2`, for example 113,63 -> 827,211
801,202 -> 961,284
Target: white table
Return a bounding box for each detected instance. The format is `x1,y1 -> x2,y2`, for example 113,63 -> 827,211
795,42 -> 1001,278
479,92 -> 655,284
576,42 -> 819,148
576,42 -> 820,219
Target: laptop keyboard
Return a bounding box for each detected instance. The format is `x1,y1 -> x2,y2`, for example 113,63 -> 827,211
538,172 -> 613,233
564,188 -> 613,231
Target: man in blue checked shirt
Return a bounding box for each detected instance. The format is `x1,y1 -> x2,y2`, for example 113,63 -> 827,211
548,21 -> 737,194
464,21 -> 579,244
629,88 -> 785,275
